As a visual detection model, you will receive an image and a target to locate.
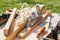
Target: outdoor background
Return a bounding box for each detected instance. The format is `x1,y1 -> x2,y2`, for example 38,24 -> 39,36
0,0 -> 60,13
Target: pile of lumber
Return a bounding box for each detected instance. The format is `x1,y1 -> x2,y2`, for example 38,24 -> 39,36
0,4 -> 52,40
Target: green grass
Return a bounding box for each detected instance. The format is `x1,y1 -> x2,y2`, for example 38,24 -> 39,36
0,0 -> 60,13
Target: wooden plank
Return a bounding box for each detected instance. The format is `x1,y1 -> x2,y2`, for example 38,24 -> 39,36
4,8 -> 17,36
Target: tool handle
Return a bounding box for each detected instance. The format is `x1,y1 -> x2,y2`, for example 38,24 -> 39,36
38,27 -> 46,35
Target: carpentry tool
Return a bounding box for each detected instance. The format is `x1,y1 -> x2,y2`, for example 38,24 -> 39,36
5,19 -> 27,40
37,27 -> 46,40
26,4 -> 45,28
37,27 -> 46,36
4,4 -> 50,39
5,7 -> 29,40
4,7 -> 30,39
37,10 -> 52,40
4,8 -> 17,36
18,11 -> 49,39
17,5 -> 47,38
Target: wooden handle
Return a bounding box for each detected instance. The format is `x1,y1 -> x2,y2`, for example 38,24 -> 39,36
38,27 -> 46,35
5,20 -> 27,40
18,13 -> 49,39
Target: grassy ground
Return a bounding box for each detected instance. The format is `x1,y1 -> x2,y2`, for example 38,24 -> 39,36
0,0 -> 60,13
